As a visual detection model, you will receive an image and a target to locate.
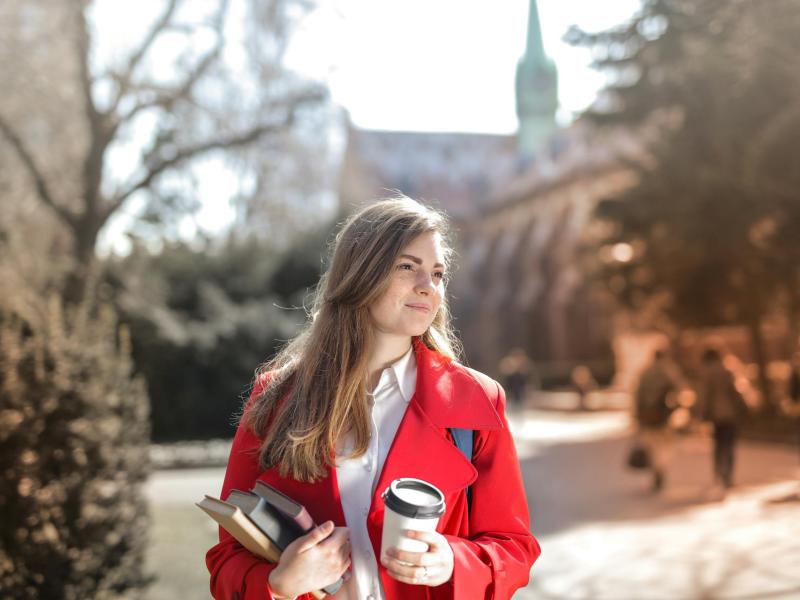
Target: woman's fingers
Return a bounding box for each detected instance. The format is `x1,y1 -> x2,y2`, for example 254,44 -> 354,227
296,520 -> 335,552
381,555 -> 432,585
384,547 -> 433,567
405,529 -> 443,550
382,530 -> 455,586
319,526 -> 349,548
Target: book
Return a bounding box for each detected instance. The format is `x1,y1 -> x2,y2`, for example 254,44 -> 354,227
252,480 -> 316,532
196,495 -> 281,563
248,482 -> 345,596
199,486 -> 344,598
226,489 -> 303,550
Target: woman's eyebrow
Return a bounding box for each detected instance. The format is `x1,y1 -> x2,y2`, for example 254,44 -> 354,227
399,253 -> 445,269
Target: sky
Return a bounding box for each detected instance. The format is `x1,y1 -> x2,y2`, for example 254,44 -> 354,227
95,0 -> 642,254
285,0 -> 642,132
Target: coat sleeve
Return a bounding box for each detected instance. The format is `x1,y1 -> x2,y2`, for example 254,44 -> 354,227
440,381 -> 540,600
205,376 -> 307,600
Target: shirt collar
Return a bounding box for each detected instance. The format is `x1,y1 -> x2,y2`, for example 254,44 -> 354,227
372,345 -> 417,403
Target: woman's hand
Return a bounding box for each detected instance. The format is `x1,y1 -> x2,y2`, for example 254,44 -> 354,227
268,521 -> 351,599
380,529 -> 454,587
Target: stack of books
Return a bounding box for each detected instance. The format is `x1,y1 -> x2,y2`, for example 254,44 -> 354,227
198,481 -> 344,598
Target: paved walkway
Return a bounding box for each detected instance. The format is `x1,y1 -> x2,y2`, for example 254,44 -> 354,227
144,406 -> 800,600
510,408 -> 800,600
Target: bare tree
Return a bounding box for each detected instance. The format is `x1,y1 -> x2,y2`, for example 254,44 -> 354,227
0,0 -> 327,304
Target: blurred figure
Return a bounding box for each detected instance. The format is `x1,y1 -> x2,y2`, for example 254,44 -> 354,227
695,348 -> 749,490
634,349 -> 678,493
570,364 -> 597,411
789,351 -> 800,406
499,347 -> 537,409
789,352 -> 800,489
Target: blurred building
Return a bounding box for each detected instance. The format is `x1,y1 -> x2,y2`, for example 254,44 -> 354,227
336,0 -> 643,385
451,125 -> 640,383
338,127 -> 518,220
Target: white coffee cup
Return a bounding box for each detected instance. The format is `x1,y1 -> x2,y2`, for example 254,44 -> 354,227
380,478 -> 445,559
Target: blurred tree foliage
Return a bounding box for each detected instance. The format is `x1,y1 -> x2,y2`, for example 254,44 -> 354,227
569,0 -> 800,406
0,0 -> 333,595
0,292 -> 151,599
103,224 -> 332,441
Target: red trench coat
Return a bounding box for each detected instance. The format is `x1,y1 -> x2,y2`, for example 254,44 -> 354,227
206,339 -> 540,599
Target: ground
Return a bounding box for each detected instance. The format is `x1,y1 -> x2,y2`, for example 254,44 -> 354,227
144,395 -> 800,600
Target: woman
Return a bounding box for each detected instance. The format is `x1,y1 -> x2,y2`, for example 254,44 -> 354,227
206,198 -> 540,599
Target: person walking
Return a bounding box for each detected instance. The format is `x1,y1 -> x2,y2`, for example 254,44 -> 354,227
633,349 -> 677,493
695,348 -> 749,490
205,197 -> 540,600
499,347 -> 536,409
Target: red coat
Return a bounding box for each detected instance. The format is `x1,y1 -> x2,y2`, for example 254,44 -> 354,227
206,339 -> 540,599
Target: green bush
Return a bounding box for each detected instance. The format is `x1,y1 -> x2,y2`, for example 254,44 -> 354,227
104,229 -> 331,442
0,296 -> 152,599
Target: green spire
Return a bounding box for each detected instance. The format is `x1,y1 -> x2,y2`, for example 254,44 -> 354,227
525,0 -> 546,58
516,0 -> 559,159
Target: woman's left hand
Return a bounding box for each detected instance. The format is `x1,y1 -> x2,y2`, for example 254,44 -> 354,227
380,529 -> 454,587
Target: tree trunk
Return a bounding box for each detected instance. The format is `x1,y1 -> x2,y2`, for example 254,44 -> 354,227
745,311 -> 774,414
62,213 -> 101,307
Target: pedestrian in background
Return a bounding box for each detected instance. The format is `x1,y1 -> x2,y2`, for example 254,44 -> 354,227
788,352 -> 800,491
570,365 -> 597,412
695,348 -> 749,490
499,347 -> 536,409
633,349 -> 678,493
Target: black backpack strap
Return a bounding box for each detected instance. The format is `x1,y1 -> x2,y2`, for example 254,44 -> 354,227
448,427 -> 474,514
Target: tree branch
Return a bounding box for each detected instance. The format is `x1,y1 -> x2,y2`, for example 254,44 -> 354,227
103,112 -> 301,224
109,0 -> 181,115
73,2 -> 100,127
0,115 -> 77,228
119,29 -> 225,124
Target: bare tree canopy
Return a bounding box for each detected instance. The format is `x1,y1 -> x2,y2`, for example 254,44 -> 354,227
0,0 -> 329,303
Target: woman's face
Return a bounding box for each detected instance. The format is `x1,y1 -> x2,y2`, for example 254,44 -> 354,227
369,231 -> 447,339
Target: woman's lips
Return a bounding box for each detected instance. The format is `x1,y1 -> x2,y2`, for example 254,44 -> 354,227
405,304 -> 431,313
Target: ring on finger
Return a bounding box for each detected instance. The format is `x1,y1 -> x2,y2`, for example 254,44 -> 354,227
420,565 -> 428,580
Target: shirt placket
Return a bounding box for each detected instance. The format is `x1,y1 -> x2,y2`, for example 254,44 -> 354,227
364,393 -> 381,600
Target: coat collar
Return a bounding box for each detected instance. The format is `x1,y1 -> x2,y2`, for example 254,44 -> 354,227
409,336 -> 504,431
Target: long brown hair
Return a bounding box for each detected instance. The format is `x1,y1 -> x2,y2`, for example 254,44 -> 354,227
242,197 -> 462,482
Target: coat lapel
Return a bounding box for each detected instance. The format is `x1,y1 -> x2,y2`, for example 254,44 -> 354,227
366,339 -> 504,565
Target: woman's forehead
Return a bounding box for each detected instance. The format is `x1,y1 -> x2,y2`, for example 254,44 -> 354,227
400,232 -> 447,263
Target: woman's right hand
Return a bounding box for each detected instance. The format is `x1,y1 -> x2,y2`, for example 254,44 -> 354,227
268,521 -> 351,599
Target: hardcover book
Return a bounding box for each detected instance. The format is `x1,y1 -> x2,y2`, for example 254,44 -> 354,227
252,480 -> 316,532
198,484 -> 345,597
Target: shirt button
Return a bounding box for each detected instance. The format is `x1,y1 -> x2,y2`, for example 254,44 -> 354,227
364,461 -> 373,471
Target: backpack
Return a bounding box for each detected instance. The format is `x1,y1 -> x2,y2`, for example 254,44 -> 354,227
448,428 -> 474,513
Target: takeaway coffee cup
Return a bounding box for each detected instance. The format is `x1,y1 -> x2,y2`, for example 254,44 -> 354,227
381,478 -> 446,558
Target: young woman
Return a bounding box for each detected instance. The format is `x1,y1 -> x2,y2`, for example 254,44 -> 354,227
206,198 -> 540,600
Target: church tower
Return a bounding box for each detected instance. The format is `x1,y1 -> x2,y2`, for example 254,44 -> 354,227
515,0 -> 559,159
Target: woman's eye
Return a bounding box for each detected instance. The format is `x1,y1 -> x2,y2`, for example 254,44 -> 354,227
398,263 -> 414,271
434,272 -> 445,279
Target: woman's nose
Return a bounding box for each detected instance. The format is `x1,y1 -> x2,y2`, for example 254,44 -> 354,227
415,272 -> 435,293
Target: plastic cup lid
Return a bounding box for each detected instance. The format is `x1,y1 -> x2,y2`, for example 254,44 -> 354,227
382,478 -> 445,519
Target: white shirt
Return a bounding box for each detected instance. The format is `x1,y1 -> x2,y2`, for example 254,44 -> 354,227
333,346 -> 417,600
